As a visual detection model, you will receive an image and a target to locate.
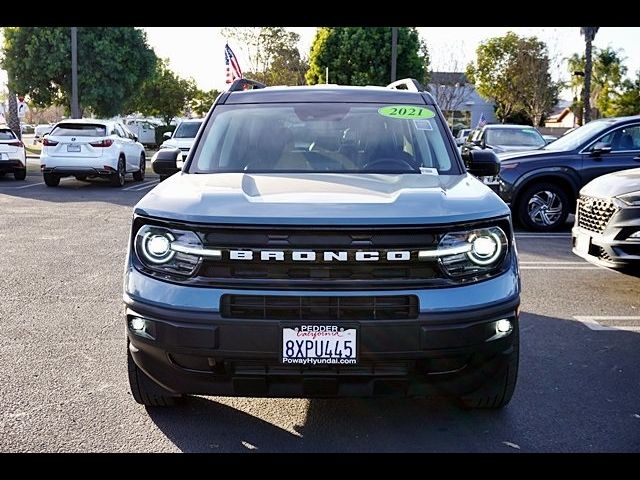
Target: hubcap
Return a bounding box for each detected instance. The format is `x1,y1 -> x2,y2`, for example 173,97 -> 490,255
527,190 -> 563,226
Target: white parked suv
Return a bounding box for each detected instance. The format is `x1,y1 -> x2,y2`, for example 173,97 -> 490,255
0,126 -> 27,180
159,119 -> 203,162
40,119 -> 146,187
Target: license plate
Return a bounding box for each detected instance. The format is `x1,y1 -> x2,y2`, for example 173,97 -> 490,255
482,175 -> 499,185
282,325 -> 357,365
575,232 -> 591,255
67,145 -> 81,152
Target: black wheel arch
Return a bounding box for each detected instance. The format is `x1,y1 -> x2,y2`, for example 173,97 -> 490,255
512,169 -> 580,211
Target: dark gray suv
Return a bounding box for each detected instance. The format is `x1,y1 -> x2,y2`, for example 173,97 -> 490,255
124,78 -> 521,409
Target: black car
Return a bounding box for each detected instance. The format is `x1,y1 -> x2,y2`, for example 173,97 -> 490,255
462,124 -> 546,155
483,116 -> 640,231
572,167 -> 640,274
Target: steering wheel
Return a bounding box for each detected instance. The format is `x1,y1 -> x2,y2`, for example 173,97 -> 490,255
363,157 -> 419,172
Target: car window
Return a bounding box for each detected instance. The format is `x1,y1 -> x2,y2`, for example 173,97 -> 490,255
543,120 -> 615,151
0,129 -> 16,140
50,123 -> 107,137
596,125 -> 640,152
114,124 -> 127,138
485,128 -> 545,147
174,121 -> 203,139
190,103 -> 459,174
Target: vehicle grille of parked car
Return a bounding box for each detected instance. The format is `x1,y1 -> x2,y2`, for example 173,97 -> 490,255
577,195 -> 618,234
131,217 -> 514,290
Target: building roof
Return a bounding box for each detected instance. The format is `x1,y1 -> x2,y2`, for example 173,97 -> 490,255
428,72 -> 468,86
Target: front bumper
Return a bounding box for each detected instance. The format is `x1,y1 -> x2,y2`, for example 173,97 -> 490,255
572,205 -> 640,271
124,261 -> 520,398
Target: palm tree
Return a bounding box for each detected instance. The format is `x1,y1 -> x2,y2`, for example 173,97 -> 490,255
7,88 -> 21,140
580,27 -> 600,123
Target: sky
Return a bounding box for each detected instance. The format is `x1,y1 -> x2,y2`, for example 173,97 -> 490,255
2,27 -> 639,101
141,27 -> 640,98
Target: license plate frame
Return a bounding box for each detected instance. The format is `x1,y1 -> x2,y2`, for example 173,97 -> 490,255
67,144 -> 81,153
575,232 -> 591,255
281,324 -> 358,366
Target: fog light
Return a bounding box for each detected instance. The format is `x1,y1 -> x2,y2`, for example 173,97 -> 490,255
496,319 -> 512,333
628,231 -> 640,240
130,317 -> 145,331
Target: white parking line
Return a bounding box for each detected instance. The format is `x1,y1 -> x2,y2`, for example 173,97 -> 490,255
123,180 -> 158,192
574,316 -> 640,332
520,261 -> 587,265
521,266 -> 601,270
516,234 -> 571,238
14,182 -> 45,189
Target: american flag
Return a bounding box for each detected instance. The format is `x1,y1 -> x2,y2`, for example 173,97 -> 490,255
477,112 -> 487,128
225,43 -> 243,84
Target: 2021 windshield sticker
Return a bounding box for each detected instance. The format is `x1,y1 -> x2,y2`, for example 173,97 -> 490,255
378,105 -> 435,119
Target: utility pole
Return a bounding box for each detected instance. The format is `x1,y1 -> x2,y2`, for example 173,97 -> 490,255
391,27 -> 398,82
71,27 -> 80,119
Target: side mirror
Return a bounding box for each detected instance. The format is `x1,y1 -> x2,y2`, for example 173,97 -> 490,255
462,149 -> 500,177
591,142 -> 612,155
163,131 -> 172,140
152,148 -> 181,176
132,134 -> 139,142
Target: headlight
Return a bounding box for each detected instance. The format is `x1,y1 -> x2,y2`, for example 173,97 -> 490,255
617,191 -> 640,206
435,226 -> 508,277
134,225 -> 203,276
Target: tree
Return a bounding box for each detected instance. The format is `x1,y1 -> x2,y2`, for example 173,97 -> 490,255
6,89 -> 20,140
1,27 -> 156,118
467,32 -> 559,125
222,27 -> 308,85
427,48 -> 474,117
189,88 -> 221,117
466,32 -> 522,122
306,27 -> 428,86
580,27 -> 600,123
127,59 -> 195,126
566,47 -> 626,120
610,72 -> 640,116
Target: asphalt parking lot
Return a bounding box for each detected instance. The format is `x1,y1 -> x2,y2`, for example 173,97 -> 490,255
1,160 -> 639,452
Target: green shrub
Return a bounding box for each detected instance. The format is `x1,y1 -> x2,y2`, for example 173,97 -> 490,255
155,125 -> 176,146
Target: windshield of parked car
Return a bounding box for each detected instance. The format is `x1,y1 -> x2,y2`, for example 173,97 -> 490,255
174,121 -> 203,139
485,128 -> 545,148
542,120 -> 614,151
0,129 -> 16,140
50,124 -> 107,137
189,103 -> 460,174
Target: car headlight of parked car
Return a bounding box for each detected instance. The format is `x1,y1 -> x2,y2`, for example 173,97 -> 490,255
428,226 -> 509,278
617,191 -> 640,207
134,225 -> 203,276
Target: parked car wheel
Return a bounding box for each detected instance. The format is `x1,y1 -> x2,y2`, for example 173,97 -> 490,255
14,169 -> 26,181
132,153 -> 145,182
43,173 -> 60,187
517,182 -> 570,231
458,330 -> 519,409
111,158 -> 126,187
127,344 -> 181,407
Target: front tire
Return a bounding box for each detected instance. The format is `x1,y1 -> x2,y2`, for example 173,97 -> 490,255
43,173 -> 60,187
458,329 -> 519,409
127,344 -> 181,407
132,153 -> 145,182
14,169 -> 27,181
111,157 -> 126,187
517,182 -> 570,231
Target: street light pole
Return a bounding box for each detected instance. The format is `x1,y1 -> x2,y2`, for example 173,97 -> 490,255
71,27 -> 80,119
391,27 -> 397,83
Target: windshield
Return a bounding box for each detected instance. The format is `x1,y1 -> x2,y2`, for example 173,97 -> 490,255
174,121 -> 203,139
543,120 -> 614,151
0,130 -> 16,140
485,128 -> 545,147
51,123 -> 106,137
189,103 -> 460,174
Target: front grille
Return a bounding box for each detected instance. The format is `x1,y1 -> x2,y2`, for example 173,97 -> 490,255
578,195 -> 616,234
221,294 -> 419,320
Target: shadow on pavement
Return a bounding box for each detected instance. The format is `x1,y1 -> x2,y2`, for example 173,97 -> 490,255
146,312 -> 640,453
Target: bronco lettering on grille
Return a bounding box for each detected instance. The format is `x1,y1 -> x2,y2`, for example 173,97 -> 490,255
228,250 -> 412,262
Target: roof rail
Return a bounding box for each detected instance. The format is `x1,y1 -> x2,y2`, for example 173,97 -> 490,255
228,78 -> 267,92
386,78 -> 424,92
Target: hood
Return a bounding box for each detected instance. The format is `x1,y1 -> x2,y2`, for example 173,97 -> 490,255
135,173 -> 510,226
490,144 -> 543,153
581,167 -> 640,198
497,148 -> 562,162
161,138 -> 195,149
